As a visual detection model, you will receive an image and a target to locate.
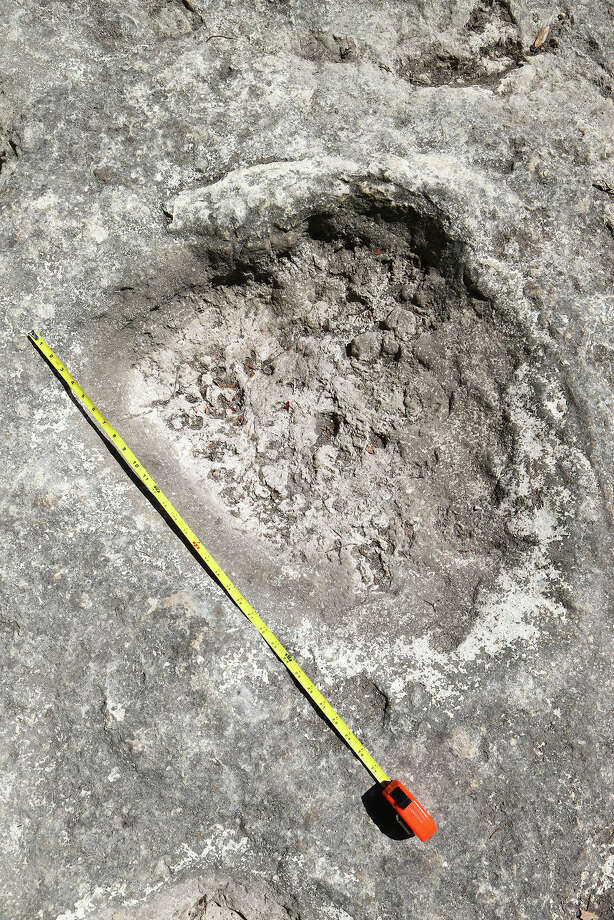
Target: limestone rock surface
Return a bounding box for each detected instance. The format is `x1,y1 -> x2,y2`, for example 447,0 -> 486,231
0,2 -> 613,919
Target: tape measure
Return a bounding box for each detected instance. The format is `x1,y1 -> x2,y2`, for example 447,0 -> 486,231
27,328 -> 436,841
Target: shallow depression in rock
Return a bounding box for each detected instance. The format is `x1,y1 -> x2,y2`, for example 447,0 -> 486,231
125,194 -> 544,650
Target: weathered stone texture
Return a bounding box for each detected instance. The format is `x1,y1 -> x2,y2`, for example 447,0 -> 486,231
0,1 -> 612,918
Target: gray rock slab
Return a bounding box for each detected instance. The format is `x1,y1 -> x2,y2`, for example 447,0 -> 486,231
0,1 -> 613,918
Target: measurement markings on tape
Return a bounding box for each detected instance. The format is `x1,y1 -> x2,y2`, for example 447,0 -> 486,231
27,328 -> 436,841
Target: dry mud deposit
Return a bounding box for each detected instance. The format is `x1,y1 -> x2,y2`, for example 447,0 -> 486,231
0,2 -> 613,919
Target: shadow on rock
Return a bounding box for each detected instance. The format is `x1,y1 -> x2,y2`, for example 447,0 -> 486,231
362,782 -> 414,840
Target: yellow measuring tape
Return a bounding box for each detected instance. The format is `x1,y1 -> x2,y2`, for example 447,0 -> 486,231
28,329 -> 390,785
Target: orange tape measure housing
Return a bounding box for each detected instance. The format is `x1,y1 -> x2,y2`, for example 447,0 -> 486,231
381,780 -> 437,841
